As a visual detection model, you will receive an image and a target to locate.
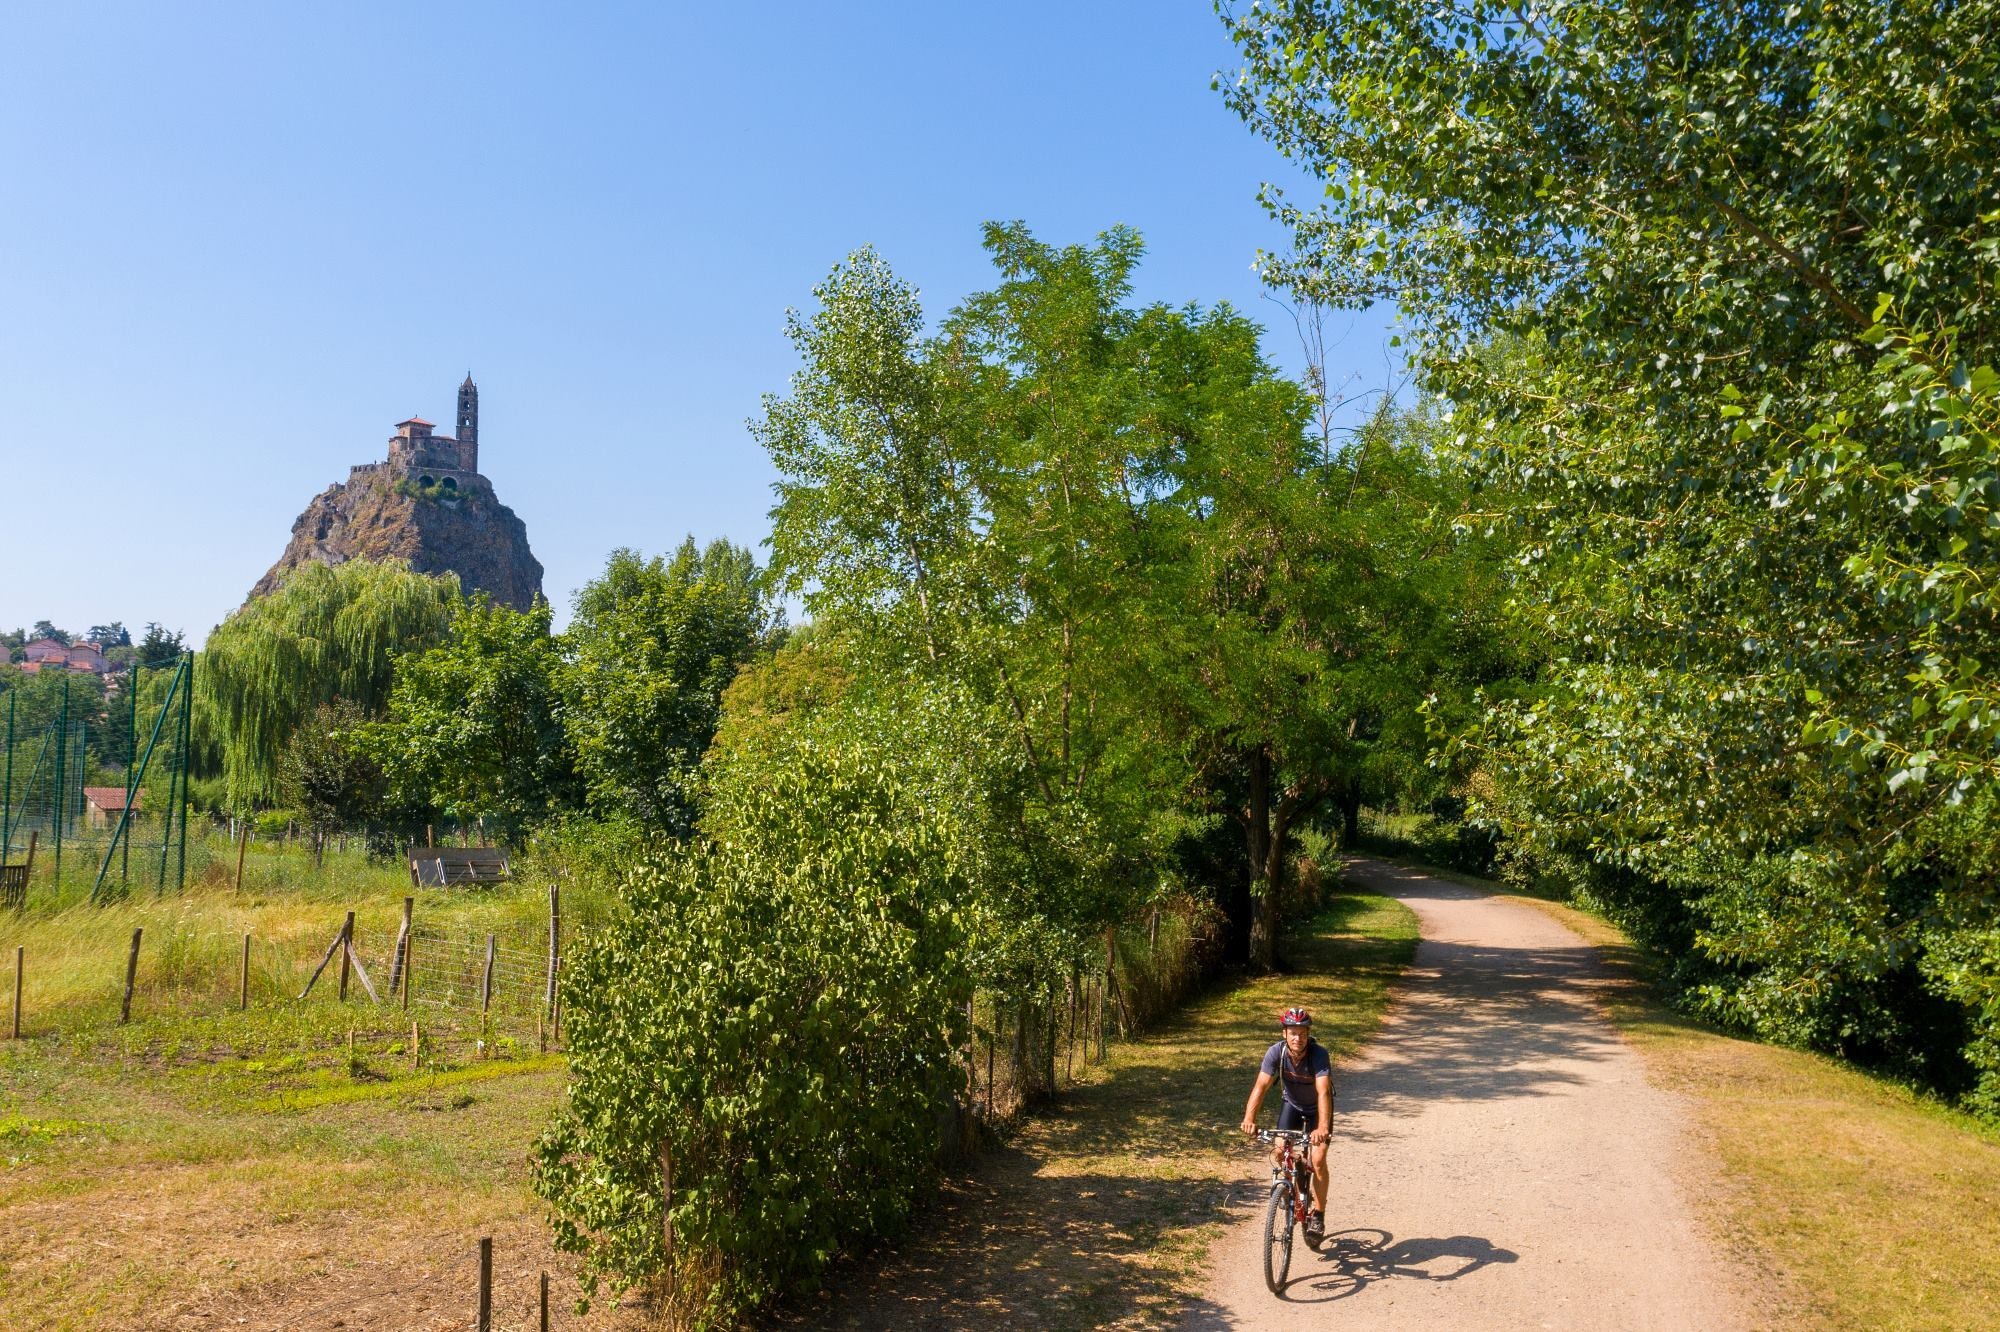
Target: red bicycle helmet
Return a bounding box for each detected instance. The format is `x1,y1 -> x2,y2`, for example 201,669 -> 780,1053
1279,1006 -> 1313,1028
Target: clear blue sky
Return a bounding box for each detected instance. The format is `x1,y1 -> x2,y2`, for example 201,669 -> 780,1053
1,2 -> 1397,644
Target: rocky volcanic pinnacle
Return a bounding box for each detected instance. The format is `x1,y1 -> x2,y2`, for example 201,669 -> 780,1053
252,468 -> 544,610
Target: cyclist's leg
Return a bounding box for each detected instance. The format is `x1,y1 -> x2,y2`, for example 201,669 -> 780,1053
1276,1102 -> 1305,1171
1309,1133 -> 1330,1213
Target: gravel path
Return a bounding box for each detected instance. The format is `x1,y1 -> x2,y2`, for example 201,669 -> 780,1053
1184,859 -> 1746,1331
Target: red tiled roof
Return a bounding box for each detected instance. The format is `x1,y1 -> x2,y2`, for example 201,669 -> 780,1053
82,786 -> 140,812
396,416 -> 435,428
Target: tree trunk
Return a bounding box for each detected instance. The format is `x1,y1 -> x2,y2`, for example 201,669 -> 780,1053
1240,746 -> 1327,973
1246,747 -> 1279,971
1339,782 -> 1362,848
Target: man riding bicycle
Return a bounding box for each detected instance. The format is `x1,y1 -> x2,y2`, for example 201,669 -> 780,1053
1240,1005 -> 1333,1239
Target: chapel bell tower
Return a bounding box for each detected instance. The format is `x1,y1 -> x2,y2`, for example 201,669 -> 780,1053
457,373 -> 479,473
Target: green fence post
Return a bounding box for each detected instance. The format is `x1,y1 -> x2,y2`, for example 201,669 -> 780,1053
175,654 -> 191,894
156,658 -> 186,893
52,678 -> 67,890
94,658 -> 184,904
123,664 -> 139,888
2,691 -> 14,859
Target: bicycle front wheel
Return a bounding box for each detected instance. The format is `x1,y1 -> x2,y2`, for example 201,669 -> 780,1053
1262,1181 -> 1294,1294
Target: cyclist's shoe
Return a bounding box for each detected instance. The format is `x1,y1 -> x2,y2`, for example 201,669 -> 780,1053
1304,1210 -> 1326,1240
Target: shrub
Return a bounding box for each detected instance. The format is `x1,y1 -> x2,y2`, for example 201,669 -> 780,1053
533,711 -> 976,1324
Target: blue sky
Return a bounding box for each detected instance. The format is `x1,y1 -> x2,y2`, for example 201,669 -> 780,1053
1,2 -> 1397,643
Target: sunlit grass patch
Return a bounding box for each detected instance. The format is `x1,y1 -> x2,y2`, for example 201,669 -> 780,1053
805,887 -> 1419,1330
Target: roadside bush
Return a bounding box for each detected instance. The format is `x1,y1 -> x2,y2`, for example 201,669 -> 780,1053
533,699 -> 981,1325
1355,808 -> 1498,878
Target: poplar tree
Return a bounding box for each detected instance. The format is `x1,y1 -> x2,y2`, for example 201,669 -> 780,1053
1223,0 -> 2000,1100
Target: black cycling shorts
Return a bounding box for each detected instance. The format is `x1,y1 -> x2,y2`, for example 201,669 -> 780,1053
1278,1102 -> 1318,1133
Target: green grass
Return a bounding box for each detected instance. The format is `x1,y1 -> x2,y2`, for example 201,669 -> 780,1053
803,891 -> 1420,1330
0,837 -> 641,1330
1,833 -> 615,1039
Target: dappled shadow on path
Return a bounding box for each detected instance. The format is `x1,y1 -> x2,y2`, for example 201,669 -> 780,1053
1341,938 -> 1627,1112
795,1157 -> 1236,1331
787,894 -> 1416,1330
1333,859 -> 1635,1114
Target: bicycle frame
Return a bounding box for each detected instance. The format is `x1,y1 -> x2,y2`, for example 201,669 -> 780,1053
1255,1126 -> 1319,1293
1263,1129 -> 1315,1227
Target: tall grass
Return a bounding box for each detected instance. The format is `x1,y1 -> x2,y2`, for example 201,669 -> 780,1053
0,828 -> 623,1043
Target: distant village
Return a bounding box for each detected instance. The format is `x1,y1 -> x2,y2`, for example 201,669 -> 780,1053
1,622 -> 186,680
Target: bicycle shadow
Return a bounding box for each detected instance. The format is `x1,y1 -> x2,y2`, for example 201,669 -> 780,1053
1280,1226 -> 1519,1302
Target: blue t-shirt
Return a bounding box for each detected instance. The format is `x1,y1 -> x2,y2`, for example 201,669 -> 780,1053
1262,1039 -> 1332,1113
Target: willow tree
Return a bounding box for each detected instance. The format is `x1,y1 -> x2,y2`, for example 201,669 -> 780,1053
196,560 -> 459,808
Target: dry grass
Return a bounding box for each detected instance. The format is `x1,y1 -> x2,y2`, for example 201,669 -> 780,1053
799,891 -> 1419,1330
0,866 -> 1413,1331
0,848 -> 646,1331
1376,862 -> 2000,1332
0,1028 -> 647,1331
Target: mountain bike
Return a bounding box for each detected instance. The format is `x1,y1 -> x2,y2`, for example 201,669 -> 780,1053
1255,1127 -> 1317,1293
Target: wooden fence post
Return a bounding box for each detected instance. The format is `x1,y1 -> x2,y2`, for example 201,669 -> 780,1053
389,896 -> 413,996
540,1270 -> 550,1332
239,933 -> 250,1011
402,928 -> 414,1011
298,924 -> 345,1000
1065,966 -> 1078,1082
1009,999 -> 1027,1110
11,946 -> 21,1039
1045,983 -> 1058,1092
481,934 -> 495,1016
545,883 -> 561,1031
120,927 -> 142,1024
233,826 -> 249,893
336,910 -> 355,1001
477,1235 -> 492,1332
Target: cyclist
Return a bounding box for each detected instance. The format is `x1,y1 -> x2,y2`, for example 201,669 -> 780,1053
1239,1004 -> 1333,1239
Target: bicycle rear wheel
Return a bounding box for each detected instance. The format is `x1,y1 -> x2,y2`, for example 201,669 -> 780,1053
1262,1181 -> 1295,1293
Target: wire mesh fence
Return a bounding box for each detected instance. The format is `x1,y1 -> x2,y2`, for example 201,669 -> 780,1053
0,655 -> 197,906
181,1230 -> 630,1331
3,887 -> 570,1064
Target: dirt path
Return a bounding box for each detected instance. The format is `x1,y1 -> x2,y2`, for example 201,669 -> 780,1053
1186,859 -> 1746,1330
798,893 -> 1416,1331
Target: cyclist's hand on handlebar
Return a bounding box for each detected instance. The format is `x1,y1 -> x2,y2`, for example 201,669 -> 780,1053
1239,1117 -> 1257,1136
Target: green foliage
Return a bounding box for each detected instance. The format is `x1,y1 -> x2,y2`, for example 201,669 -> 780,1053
708,625 -> 851,762
534,693 -> 977,1324
541,223 -> 1511,1315
1223,0 -> 2000,1109
136,623 -> 185,670
561,540 -> 772,834
195,560 -> 458,808
759,227 -> 1508,965
393,475 -> 462,504
366,597 -> 575,837
277,699 -> 383,856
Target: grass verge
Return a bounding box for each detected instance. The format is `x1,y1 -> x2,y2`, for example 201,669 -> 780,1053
799,889 -> 1419,1330
1379,853 -> 2000,1332
0,856 -> 641,1331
